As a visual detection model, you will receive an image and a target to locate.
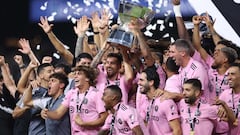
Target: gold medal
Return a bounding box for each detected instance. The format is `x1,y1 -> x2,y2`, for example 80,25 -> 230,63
190,131 -> 195,135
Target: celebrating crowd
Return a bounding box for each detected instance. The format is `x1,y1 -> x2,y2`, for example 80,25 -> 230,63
1,0 -> 240,135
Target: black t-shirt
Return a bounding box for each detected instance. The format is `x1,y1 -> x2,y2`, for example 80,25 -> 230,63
0,86 -> 16,135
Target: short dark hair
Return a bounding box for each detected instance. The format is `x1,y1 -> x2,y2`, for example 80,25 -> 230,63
217,40 -> 240,59
49,72 -> 69,90
105,85 -> 122,102
184,78 -> 202,91
37,63 -> 53,76
221,47 -> 238,64
54,63 -> 71,74
166,57 -> 179,73
142,66 -> 160,89
172,39 -> 192,55
107,53 -> 123,65
76,53 -> 93,62
229,63 -> 240,71
73,65 -> 96,86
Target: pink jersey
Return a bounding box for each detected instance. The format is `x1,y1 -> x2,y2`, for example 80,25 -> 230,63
102,103 -> 149,135
96,70 -> 131,104
156,65 -> 166,89
164,74 -> 182,93
179,58 -> 210,103
206,55 -> 230,104
147,98 -> 180,135
192,50 -> 209,70
62,86 -> 106,135
179,99 -> 218,135
218,89 -> 240,135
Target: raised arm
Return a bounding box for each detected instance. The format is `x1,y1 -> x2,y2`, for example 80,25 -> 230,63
99,8 -> 110,48
172,0 -> 190,40
90,11 -> 101,50
38,16 -> 74,65
90,41 -> 110,68
192,15 -> 209,61
17,61 -> 38,94
0,56 -> 17,97
202,13 -> 221,46
119,46 -> 134,83
74,15 -> 91,57
18,38 -> 40,65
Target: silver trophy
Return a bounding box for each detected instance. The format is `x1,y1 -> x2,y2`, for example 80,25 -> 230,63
107,0 -> 155,48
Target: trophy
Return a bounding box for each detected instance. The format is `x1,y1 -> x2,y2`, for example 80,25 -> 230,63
107,0 -> 155,48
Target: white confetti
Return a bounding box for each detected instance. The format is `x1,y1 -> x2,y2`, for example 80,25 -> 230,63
40,1 -> 48,11
169,22 -> 173,27
53,53 -> 60,59
63,8 -> 68,14
171,37 -> 175,43
48,16 -> 55,21
163,33 -> 169,38
36,44 -> 40,50
71,17 -> 77,24
76,8 -> 83,13
144,31 -> 153,37
157,19 -> 164,24
160,24 -> 165,31
95,2 -> 101,8
156,0 -> 162,8
66,1 -> 72,7
67,15 -> 72,20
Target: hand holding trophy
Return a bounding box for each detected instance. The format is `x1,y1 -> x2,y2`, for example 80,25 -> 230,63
107,0 -> 155,48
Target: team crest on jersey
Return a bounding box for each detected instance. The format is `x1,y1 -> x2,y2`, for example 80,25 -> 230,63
129,114 -> 135,124
170,105 -> 175,115
83,98 -> 88,104
118,118 -> 123,125
155,105 -> 158,112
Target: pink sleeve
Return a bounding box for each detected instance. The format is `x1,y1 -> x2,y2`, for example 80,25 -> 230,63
163,100 -> 180,121
61,89 -> 75,108
95,91 -> 106,113
125,108 -> 141,129
101,114 -> 112,130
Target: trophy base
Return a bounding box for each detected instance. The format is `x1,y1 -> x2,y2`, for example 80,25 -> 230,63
107,29 -> 134,48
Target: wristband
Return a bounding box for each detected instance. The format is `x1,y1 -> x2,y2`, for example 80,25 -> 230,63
173,5 -> 182,17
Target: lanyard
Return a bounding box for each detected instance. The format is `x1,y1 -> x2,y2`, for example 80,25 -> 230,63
215,74 -> 226,97
109,103 -> 121,135
188,101 -> 201,132
232,90 -> 240,117
146,98 -> 155,123
106,74 -> 120,87
76,90 -> 89,113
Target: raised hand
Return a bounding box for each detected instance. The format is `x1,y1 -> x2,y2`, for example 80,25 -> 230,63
202,12 -> 215,27
38,16 -> 53,33
90,11 -> 101,30
74,15 -> 90,37
192,15 -> 202,26
13,55 -> 24,66
18,38 -> 31,54
0,56 -> 5,66
172,0 -> 180,5
100,8 -> 110,27
28,61 -> 39,69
